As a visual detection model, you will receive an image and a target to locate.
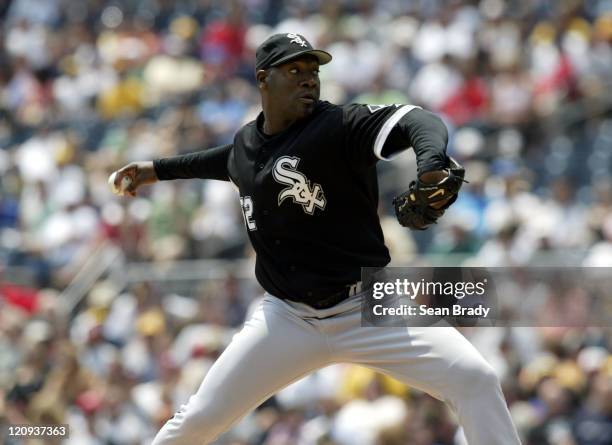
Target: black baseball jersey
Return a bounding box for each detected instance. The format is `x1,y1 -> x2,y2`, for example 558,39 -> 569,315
154,101 -> 448,305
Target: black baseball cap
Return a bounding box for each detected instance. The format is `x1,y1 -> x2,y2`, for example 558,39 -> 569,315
255,33 -> 332,71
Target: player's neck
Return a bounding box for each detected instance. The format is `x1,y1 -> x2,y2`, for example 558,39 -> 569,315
261,109 -> 297,135
262,117 -> 295,135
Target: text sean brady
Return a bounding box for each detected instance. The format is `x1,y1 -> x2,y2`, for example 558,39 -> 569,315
373,304 -> 491,318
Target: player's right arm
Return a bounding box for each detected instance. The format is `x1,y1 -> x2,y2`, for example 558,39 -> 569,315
112,144 -> 233,196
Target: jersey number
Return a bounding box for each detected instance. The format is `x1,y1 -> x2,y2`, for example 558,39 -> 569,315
240,196 -> 257,231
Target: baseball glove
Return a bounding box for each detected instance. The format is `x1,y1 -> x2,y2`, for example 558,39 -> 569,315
393,157 -> 466,230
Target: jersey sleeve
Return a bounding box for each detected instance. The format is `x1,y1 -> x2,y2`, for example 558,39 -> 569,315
342,103 -> 421,168
153,144 -> 232,181
383,108 -> 449,175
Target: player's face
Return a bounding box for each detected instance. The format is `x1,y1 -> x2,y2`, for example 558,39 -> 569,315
267,56 -> 320,118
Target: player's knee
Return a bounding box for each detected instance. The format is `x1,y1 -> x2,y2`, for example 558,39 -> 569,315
453,360 -> 501,397
158,401 -> 226,444
475,364 -> 501,391
183,401 -> 227,435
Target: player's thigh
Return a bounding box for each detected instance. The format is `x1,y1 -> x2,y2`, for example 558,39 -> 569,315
187,296 -> 331,421
339,324 -> 494,400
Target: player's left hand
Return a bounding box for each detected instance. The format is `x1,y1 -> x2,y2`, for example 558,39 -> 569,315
393,157 -> 466,230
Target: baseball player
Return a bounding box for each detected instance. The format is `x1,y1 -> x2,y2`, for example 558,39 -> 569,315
112,33 -> 521,444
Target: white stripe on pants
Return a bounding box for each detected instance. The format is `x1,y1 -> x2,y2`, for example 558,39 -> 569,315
152,293 -> 521,445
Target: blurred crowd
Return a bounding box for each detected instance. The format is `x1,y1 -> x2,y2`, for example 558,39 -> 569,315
1,0 -> 611,444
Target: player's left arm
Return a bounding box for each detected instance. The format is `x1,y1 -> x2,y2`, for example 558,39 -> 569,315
381,108 -> 449,188
341,103 -> 463,214
382,108 -> 466,229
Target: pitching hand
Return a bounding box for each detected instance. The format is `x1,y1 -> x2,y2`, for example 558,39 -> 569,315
110,161 -> 158,197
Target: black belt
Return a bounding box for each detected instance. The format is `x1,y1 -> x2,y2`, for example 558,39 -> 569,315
306,282 -> 363,310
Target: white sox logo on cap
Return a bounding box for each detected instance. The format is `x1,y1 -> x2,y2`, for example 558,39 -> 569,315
286,33 -> 308,47
273,156 -> 326,215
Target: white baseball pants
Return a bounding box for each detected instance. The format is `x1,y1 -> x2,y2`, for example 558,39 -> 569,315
152,293 -> 521,445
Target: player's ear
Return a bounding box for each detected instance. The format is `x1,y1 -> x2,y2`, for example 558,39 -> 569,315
256,70 -> 268,89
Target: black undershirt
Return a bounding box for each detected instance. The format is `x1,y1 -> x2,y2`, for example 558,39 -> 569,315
153,108 -> 448,182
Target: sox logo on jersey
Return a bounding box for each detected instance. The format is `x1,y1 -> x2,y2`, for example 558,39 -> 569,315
273,156 -> 326,215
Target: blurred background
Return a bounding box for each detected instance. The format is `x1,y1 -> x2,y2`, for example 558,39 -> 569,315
0,0 -> 611,444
